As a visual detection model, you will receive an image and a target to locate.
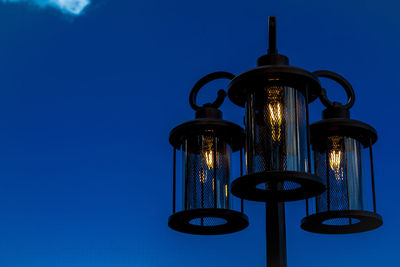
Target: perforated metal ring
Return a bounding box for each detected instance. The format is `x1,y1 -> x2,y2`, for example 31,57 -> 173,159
301,210 -> 383,234
231,171 -> 325,202
168,208 -> 249,235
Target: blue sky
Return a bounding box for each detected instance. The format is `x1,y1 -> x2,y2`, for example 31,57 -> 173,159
0,0 -> 399,266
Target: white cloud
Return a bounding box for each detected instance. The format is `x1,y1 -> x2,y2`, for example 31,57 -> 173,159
2,0 -> 91,15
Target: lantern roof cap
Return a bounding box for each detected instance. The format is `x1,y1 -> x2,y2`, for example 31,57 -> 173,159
169,118 -> 244,151
310,118 -> 377,148
228,65 -> 321,107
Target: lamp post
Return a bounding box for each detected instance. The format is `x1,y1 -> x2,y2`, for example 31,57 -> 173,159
168,16 -> 382,267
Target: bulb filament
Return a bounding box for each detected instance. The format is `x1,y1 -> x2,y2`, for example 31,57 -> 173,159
329,136 -> 344,181
266,86 -> 283,142
201,136 -> 215,183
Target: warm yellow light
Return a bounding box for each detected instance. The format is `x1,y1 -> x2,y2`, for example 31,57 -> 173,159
200,171 -> 208,184
200,136 -> 215,184
328,136 -> 344,181
204,150 -> 214,169
225,184 -> 228,198
266,86 -> 283,142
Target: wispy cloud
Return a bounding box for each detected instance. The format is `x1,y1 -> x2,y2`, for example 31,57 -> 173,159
2,0 -> 91,15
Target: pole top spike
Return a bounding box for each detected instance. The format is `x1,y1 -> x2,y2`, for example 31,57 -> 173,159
257,16 -> 289,66
268,16 -> 277,54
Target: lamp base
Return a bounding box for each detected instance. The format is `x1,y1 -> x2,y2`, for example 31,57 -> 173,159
301,210 -> 383,234
231,171 -> 325,202
168,208 -> 249,235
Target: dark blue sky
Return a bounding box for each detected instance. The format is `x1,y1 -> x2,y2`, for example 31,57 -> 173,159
0,0 -> 399,266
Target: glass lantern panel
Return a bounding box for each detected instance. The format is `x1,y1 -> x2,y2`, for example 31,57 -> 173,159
181,134 -> 232,211
314,136 -> 363,213
245,86 -> 308,174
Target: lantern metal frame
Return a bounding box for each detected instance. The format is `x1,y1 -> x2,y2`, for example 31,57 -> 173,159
228,49 -> 325,203
167,16 -> 383,266
301,71 -> 383,234
168,72 -> 249,235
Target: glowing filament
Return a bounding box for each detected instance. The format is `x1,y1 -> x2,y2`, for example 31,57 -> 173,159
204,150 -> 214,169
200,136 -> 215,183
328,136 -> 344,181
266,86 -> 283,142
225,184 -> 228,198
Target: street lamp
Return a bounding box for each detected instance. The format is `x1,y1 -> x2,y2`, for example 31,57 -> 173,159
301,71 -> 382,234
168,72 -> 249,235
168,16 -> 382,266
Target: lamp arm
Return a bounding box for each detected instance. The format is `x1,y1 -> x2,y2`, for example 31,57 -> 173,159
313,70 -> 356,109
189,71 -> 235,111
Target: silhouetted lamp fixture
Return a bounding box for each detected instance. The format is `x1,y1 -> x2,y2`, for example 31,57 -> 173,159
228,22 -> 325,202
168,72 -> 249,235
168,16 -> 382,266
301,71 -> 382,234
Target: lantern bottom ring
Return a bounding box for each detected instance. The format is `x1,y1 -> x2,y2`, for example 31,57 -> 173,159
301,210 -> 383,234
168,208 -> 249,235
231,171 -> 325,202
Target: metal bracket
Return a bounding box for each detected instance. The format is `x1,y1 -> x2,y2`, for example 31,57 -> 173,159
313,70 -> 355,110
189,72 -> 235,111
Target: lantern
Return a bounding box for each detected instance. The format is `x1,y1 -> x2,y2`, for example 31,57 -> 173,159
168,72 -> 249,235
227,18 -> 325,202
167,16 -> 384,266
301,71 -> 383,234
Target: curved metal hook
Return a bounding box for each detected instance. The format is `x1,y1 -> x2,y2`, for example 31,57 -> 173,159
313,70 -> 355,110
189,71 -> 235,111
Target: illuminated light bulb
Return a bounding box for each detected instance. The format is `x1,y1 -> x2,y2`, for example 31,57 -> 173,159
204,150 -> 214,169
225,184 -> 228,198
266,86 -> 283,142
200,136 -> 215,184
328,136 -> 344,181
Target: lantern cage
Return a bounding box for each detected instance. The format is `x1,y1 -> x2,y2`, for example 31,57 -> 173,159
301,71 -> 383,234
227,64 -> 325,202
168,72 -> 249,235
